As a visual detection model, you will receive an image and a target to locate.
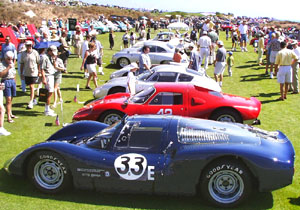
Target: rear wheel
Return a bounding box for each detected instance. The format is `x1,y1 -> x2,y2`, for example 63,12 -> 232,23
210,109 -> 242,123
117,57 -> 130,68
99,110 -> 124,125
200,159 -> 252,207
161,60 -> 170,64
27,151 -> 71,194
97,29 -> 103,34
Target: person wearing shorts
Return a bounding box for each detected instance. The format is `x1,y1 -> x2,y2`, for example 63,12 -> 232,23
20,40 -> 40,109
0,71 -> 11,136
238,21 -> 248,52
266,32 -> 281,78
214,41 -> 227,87
0,51 -> 17,123
81,42 -> 98,89
41,46 -> 57,116
52,56 -> 65,108
275,41 -> 298,101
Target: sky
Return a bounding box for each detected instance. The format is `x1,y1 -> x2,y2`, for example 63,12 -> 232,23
82,0 -> 300,22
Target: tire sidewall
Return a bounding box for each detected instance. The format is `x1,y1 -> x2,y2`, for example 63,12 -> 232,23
200,159 -> 252,207
27,151 -> 71,194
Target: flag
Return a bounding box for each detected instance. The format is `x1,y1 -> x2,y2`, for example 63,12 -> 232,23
55,115 -> 60,126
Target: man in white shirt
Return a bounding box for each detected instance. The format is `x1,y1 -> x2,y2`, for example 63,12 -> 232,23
197,31 -> 212,70
238,20 -> 248,52
291,40 -> 300,94
127,65 -> 138,95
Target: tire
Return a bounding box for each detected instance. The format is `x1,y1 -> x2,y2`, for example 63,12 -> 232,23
107,87 -> 126,95
117,57 -> 130,68
27,151 -> 72,194
200,159 -> 252,207
99,110 -> 124,125
97,29 -> 103,34
210,109 -> 242,123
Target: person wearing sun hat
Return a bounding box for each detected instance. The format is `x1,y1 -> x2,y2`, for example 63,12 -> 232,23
40,45 -> 58,116
20,40 -> 40,109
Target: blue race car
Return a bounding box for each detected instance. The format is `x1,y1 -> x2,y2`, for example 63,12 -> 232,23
4,115 -> 295,207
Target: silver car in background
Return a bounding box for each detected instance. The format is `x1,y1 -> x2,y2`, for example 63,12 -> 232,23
111,41 -> 188,68
93,64 -> 221,98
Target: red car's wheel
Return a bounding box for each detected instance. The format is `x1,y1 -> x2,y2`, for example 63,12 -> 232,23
210,109 -> 242,123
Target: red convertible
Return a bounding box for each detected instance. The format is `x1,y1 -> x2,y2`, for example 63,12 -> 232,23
73,83 -> 261,125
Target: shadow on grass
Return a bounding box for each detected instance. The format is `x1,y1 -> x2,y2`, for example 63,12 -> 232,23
0,169 -> 273,210
236,64 -> 258,69
252,92 -> 281,104
289,196 -> 300,206
62,74 -> 83,79
105,64 -> 119,70
240,74 -> 269,82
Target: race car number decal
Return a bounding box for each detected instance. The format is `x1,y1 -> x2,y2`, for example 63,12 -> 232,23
157,108 -> 172,115
114,153 -> 154,181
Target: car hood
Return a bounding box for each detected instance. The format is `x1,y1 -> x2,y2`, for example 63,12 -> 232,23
89,93 -> 130,106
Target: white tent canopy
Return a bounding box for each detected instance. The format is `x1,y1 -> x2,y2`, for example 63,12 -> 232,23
167,22 -> 189,31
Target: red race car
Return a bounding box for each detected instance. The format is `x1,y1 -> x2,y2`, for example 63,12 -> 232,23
73,83 -> 261,125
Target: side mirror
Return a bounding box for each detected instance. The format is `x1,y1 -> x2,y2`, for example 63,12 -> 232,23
191,97 -> 206,106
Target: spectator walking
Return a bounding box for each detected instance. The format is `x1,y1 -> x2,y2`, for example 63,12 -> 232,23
91,35 -> 104,75
0,64 -> 11,136
267,32 -> 281,78
188,45 -> 201,71
81,34 -> 91,78
197,31 -> 212,70
257,31 -> 265,65
17,34 -> 27,92
73,25 -> 84,58
130,32 -> 137,48
52,54 -> 66,108
20,41 -> 40,109
238,20 -> 248,52
138,46 -> 151,75
173,48 -> 182,63
290,40 -> 300,94
127,65 -> 138,95
0,36 -> 17,63
122,31 -> 130,49
0,51 -> 17,123
214,41 -> 227,87
227,51 -> 234,77
109,29 -> 115,50
274,41 -> 298,100
40,46 -> 58,116
81,42 -> 98,89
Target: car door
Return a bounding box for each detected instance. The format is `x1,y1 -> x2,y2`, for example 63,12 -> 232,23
105,121 -> 167,193
144,91 -> 188,117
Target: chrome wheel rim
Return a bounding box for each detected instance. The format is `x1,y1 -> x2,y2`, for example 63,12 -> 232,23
208,170 -> 244,204
119,58 -> 129,67
34,159 -> 64,190
216,115 -> 236,122
104,113 -> 122,125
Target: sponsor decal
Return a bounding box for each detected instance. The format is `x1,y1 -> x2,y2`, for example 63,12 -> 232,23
114,153 -> 155,181
76,168 -> 110,178
206,164 -> 244,179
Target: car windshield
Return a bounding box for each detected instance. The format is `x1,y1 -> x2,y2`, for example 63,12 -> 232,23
137,71 -> 154,81
130,86 -> 155,104
85,121 -> 122,149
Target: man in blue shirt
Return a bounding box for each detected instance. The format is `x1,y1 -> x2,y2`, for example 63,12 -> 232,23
0,36 -> 17,63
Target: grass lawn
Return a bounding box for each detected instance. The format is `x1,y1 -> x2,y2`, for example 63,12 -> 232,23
0,29 -> 299,210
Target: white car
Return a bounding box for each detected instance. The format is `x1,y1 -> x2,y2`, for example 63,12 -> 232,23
93,64 -> 221,98
111,41 -> 188,68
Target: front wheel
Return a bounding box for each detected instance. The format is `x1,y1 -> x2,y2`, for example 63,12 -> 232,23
210,109 -> 242,123
99,110 -> 124,125
117,57 -> 130,68
27,151 -> 72,194
97,29 -> 103,34
200,159 -> 252,207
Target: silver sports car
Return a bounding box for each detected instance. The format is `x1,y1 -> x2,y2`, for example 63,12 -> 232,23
93,64 -> 221,98
111,41 -> 188,68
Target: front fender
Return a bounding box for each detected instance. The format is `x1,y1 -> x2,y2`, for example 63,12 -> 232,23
47,121 -> 109,141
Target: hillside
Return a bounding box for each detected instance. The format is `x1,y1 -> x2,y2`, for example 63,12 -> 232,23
0,0 -> 154,26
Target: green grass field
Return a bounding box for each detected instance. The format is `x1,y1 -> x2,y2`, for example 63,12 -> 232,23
0,30 -> 299,210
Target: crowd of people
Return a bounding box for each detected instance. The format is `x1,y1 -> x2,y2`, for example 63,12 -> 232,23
0,14 -> 300,136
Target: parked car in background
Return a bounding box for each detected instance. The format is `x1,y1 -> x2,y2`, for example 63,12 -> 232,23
93,64 -> 213,99
75,82 -> 261,125
111,41 -> 188,68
